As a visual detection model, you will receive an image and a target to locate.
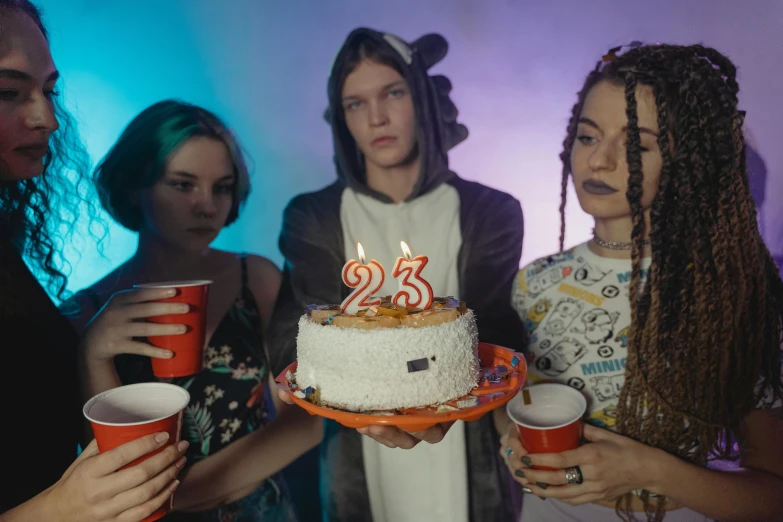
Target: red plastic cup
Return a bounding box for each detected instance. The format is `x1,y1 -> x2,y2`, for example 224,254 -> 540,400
506,383 -> 587,470
134,280 -> 212,378
83,383 -> 190,522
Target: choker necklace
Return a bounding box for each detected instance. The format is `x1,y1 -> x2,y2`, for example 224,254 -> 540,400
592,230 -> 650,251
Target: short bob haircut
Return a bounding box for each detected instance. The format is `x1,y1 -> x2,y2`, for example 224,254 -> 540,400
94,100 -> 250,231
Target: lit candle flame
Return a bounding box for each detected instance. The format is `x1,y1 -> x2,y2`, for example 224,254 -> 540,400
400,241 -> 412,261
357,242 -> 366,264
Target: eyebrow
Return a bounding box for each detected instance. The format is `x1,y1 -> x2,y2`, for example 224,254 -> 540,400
168,171 -> 234,181
342,80 -> 407,102
578,117 -> 659,137
0,69 -> 60,83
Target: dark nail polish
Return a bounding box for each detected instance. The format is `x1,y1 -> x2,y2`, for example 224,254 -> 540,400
536,482 -> 548,489
514,469 -> 525,478
521,456 -> 532,465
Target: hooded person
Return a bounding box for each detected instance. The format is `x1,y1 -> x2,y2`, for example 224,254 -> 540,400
268,28 -> 526,522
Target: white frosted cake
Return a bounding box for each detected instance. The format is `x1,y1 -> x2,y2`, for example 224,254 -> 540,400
294,297 -> 480,411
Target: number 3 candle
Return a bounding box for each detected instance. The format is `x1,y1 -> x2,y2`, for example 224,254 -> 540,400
392,241 -> 433,310
341,243 -> 385,314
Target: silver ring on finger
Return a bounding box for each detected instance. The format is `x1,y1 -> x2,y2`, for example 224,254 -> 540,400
565,466 -> 583,485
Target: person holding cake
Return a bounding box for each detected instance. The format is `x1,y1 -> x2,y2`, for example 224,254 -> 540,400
501,43 -> 783,521
268,28 -> 526,522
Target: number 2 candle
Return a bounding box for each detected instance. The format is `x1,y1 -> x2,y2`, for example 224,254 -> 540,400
341,243 -> 385,314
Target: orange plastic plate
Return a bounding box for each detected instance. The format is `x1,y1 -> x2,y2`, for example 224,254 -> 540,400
275,342 -> 527,431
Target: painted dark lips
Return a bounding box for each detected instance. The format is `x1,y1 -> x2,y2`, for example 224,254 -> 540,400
15,143 -> 48,159
582,179 -> 618,195
371,136 -> 396,147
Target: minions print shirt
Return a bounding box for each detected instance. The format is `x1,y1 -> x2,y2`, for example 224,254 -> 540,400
512,242 -> 782,431
512,242 -> 651,430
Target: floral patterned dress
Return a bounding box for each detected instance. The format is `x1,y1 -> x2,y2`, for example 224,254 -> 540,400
84,255 -> 297,522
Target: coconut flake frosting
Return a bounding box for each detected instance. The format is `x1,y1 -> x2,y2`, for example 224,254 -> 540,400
295,311 -> 479,411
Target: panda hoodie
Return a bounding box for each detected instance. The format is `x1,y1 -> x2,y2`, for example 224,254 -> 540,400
268,28 -> 526,522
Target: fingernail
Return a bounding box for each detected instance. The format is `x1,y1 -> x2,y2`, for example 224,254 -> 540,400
166,289 -> 177,296
515,469 -> 525,478
170,479 -> 181,492
177,440 -> 190,452
536,482 -> 548,489
178,305 -> 189,313
175,456 -> 186,469
177,325 -> 188,333
522,487 -> 533,494
155,432 -> 170,443
164,350 -> 175,358
521,456 -> 532,466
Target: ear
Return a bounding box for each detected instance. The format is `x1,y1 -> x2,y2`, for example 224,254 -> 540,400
324,106 -> 333,125
411,33 -> 448,70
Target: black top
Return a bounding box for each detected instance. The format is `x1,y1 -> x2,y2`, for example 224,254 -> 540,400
0,245 -> 82,513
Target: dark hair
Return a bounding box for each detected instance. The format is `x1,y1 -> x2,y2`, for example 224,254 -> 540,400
559,44 -> 783,521
337,37 -> 405,97
0,0 -> 96,304
94,100 -> 251,232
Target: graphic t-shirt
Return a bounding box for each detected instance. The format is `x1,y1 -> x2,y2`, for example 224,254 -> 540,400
512,242 -> 648,428
511,242 -> 781,432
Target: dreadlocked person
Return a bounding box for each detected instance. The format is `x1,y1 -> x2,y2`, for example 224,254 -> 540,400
499,43 -> 783,521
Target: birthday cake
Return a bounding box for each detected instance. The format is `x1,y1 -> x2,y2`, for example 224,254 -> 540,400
294,297 -> 480,411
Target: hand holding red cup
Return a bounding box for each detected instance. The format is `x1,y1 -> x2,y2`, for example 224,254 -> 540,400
506,383 -> 587,470
134,280 -> 212,378
83,383 -> 190,521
